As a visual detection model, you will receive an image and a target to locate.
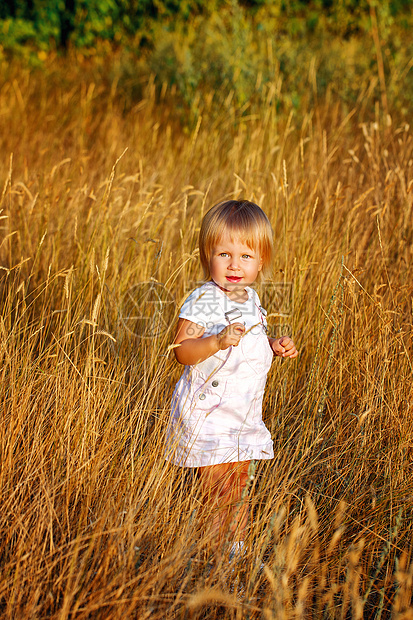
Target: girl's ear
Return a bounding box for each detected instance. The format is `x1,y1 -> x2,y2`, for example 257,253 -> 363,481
258,256 -> 263,271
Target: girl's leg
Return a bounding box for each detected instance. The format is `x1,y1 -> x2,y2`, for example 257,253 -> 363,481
197,460 -> 251,544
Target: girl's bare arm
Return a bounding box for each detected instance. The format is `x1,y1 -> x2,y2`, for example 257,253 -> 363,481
174,318 -> 245,366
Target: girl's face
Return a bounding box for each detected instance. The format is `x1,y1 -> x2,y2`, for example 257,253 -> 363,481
209,232 -> 263,298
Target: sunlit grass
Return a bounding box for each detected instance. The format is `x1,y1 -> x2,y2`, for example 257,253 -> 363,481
0,54 -> 412,618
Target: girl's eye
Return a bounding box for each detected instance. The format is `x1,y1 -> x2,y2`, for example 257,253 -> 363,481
242,254 -> 251,259
219,252 -> 229,257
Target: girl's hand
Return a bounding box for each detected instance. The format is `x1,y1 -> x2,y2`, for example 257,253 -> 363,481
217,322 -> 245,350
271,336 -> 298,358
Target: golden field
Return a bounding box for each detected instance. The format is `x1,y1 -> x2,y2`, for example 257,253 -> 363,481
0,53 -> 412,618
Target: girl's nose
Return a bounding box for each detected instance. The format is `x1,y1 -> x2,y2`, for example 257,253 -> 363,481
229,258 -> 240,270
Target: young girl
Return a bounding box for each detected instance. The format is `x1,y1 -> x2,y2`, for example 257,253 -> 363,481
166,200 -> 298,555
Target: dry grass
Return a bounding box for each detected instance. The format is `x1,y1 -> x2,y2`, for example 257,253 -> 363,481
0,53 -> 412,619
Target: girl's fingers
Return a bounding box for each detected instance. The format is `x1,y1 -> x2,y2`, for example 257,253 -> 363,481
280,336 -> 298,353
272,339 -> 285,353
279,336 -> 292,347
273,337 -> 298,357
231,322 -> 245,334
220,323 -> 245,336
218,325 -> 245,349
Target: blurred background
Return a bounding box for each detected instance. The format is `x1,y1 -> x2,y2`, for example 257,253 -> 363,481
1,0 -> 413,121
1,2 -> 412,618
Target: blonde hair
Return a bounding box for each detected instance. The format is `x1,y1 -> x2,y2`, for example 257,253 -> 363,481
199,200 -> 273,277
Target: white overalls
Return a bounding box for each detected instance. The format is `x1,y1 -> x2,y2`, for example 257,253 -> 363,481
166,282 -> 274,468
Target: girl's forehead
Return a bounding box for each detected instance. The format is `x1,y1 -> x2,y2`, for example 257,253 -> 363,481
215,232 -> 255,249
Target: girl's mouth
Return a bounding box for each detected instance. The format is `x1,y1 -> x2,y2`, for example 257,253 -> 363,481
226,276 -> 242,283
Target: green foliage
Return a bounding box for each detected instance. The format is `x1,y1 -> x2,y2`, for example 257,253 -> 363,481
0,0 -> 215,51
1,0 -> 412,52
143,0 -> 413,120
1,0 -> 413,121
148,2 -> 262,110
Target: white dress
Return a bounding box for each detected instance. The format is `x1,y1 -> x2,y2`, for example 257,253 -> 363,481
166,281 -> 274,467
